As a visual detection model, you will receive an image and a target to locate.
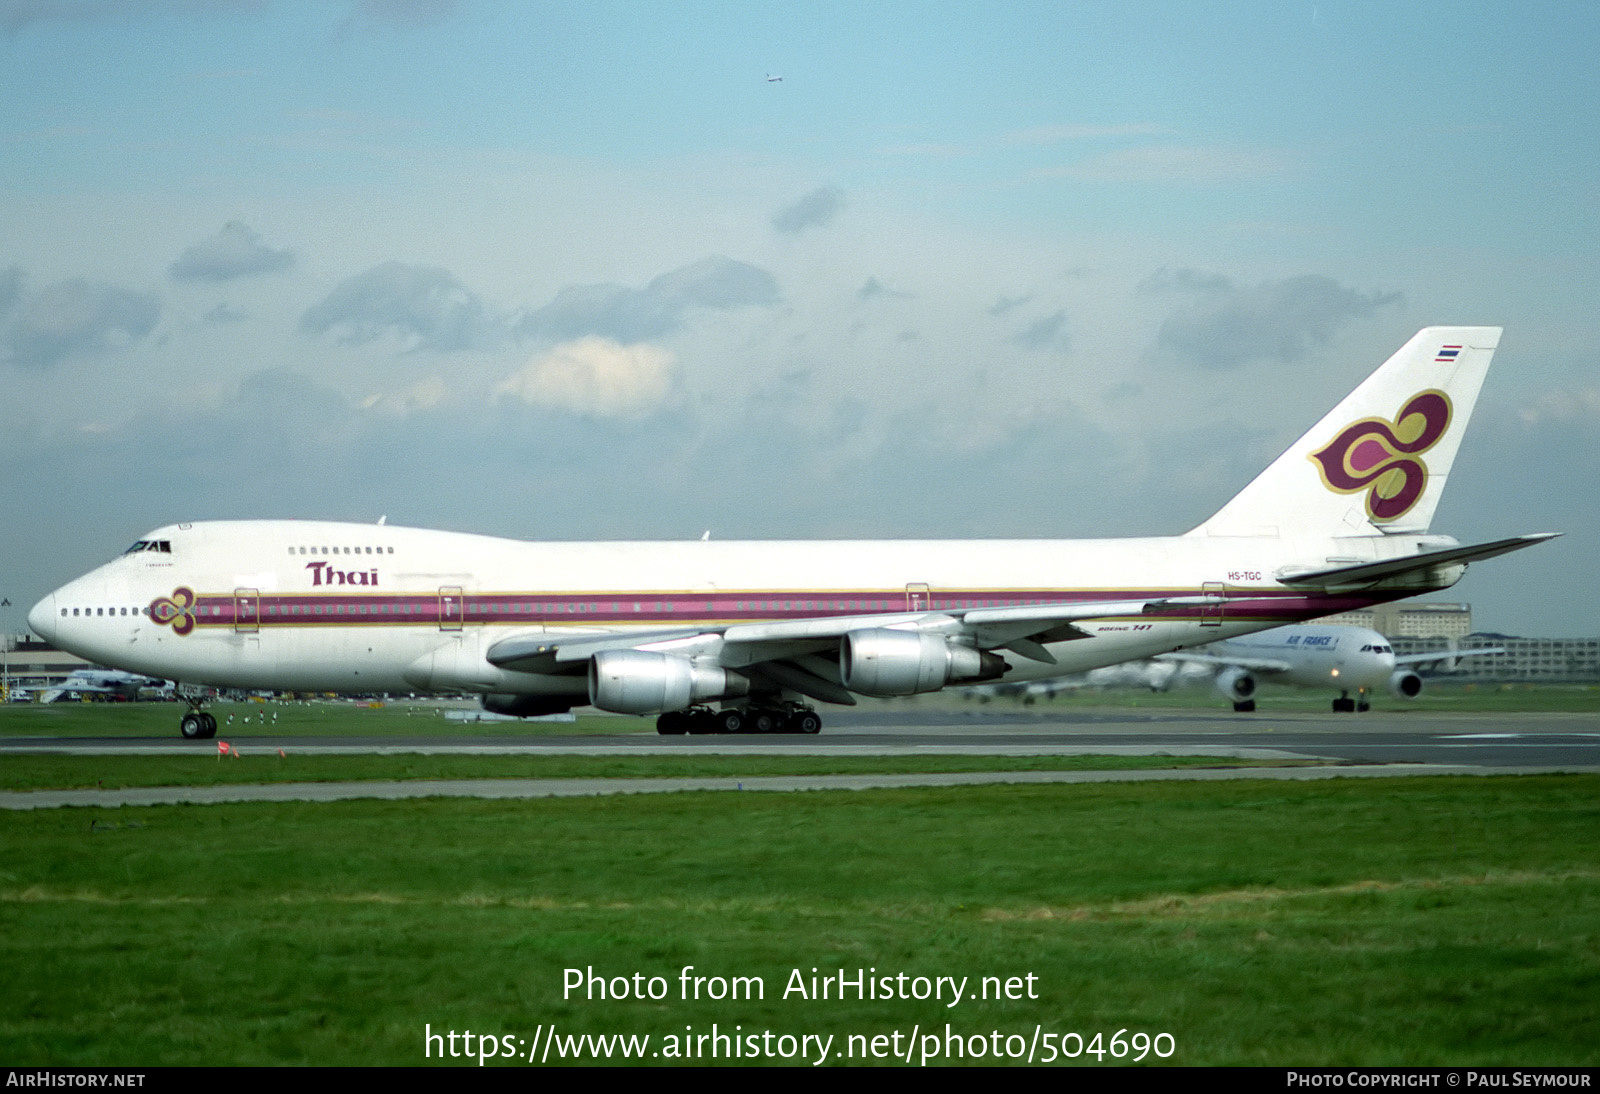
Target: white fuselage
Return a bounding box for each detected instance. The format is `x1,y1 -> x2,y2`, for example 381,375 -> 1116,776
1197,624 -> 1401,693
27,520 -> 1459,701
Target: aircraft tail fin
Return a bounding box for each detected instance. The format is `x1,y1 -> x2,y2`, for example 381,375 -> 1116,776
1189,326 -> 1502,538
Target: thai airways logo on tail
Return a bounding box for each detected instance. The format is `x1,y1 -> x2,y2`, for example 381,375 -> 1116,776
1307,390 -> 1452,522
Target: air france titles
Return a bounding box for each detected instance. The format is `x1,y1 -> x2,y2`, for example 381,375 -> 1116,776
305,561 -> 379,587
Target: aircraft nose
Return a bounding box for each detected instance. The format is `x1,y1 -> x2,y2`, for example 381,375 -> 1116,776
27,593 -> 56,644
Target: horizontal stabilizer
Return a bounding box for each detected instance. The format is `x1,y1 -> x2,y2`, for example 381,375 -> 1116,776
1277,533 -> 1559,589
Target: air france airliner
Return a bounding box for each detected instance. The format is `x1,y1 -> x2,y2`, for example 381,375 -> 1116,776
27,327 -> 1555,738
1156,623 -> 1503,711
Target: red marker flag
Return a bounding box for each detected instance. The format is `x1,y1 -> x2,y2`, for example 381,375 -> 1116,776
217,741 -> 231,756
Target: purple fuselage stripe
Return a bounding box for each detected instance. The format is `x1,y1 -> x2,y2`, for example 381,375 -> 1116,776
176,588 -> 1419,629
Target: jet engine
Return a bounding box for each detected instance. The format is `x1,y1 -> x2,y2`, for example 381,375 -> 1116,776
587,649 -> 748,714
1388,670 -> 1423,699
1214,666 -> 1257,704
482,693 -> 574,718
840,628 -> 1007,697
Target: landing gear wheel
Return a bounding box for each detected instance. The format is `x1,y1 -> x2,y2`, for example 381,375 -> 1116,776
1356,701 -> 1370,713
713,709 -> 745,735
1233,700 -> 1256,713
790,711 -> 822,735
686,710 -> 717,734
748,709 -> 779,734
656,711 -> 688,735
1332,697 -> 1356,713
199,713 -> 217,738
181,712 -> 206,739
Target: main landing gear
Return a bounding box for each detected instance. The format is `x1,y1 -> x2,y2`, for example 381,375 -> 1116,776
175,685 -> 218,739
179,703 -> 218,740
656,706 -> 823,735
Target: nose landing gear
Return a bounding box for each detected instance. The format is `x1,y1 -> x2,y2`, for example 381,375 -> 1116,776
1331,690 -> 1372,713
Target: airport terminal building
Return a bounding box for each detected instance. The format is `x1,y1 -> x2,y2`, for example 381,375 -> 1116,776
1320,603 -> 1600,683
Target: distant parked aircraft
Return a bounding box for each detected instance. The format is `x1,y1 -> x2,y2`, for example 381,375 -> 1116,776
32,667 -> 169,704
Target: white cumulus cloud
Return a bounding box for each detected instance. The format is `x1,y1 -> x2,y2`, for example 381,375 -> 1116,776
497,337 -> 675,419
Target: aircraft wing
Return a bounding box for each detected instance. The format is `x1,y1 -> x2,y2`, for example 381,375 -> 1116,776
1277,533 -> 1560,589
1153,651 -> 1293,674
42,681 -> 127,698
486,628 -> 713,674
1394,646 -> 1504,666
485,595 -> 1225,681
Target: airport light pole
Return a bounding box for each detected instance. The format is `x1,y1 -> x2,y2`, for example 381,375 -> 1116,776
1,597 -> 13,701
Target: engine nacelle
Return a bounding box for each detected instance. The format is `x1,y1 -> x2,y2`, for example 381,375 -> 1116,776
840,628 -> 1007,697
1388,670 -> 1423,699
1214,666 -> 1257,704
587,649 -> 748,715
482,693 -> 574,718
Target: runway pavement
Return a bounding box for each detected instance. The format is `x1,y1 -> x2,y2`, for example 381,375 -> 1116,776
2,707 -> 1596,810
5,708 -> 1599,766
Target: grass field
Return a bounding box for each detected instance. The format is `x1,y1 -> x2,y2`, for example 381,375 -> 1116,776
4,691 -> 1596,1066
3,774 -> 1598,1066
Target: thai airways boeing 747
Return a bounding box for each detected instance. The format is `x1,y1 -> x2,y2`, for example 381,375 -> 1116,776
27,327 -> 1555,737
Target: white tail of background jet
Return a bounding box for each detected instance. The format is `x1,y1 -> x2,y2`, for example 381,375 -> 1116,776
1189,326 -> 1502,539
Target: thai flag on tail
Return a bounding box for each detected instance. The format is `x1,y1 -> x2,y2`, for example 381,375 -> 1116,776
1435,345 -> 1462,362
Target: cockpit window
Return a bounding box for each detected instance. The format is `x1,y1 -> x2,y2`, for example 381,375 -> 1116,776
122,540 -> 172,555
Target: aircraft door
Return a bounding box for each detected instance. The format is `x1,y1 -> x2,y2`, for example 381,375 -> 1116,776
905,583 -> 931,612
1200,581 -> 1226,627
439,586 -> 464,632
234,588 -> 260,634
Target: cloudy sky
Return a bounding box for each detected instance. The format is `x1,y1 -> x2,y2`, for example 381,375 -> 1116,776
2,0 -> 1596,637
